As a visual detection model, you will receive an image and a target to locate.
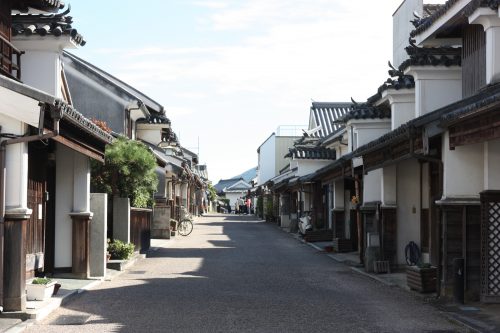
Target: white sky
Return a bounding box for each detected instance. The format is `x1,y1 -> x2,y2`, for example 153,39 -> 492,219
69,0 -> 436,183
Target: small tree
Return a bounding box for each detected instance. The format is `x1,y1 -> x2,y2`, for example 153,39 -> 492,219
91,136 -> 158,208
207,184 -> 217,202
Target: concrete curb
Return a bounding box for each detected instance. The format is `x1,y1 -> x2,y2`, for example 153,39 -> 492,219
1,253 -> 146,332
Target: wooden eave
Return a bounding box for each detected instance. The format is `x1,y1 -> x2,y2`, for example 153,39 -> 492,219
448,106 -> 500,149
361,129 -> 423,173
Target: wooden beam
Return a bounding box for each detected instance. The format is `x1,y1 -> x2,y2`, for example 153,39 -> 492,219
52,136 -> 104,162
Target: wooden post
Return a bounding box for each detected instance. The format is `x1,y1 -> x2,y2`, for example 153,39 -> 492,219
3,212 -> 29,312
70,212 -> 92,279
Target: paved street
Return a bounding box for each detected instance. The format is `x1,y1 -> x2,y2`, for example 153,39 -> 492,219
26,214 -> 462,333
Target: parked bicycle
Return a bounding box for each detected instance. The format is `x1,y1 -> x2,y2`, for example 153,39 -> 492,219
177,208 -> 194,236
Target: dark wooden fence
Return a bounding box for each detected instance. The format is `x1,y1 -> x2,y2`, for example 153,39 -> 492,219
130,208 -> 152,253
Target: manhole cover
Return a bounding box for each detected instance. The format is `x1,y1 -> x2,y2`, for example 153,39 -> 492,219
51,314 -> 91,325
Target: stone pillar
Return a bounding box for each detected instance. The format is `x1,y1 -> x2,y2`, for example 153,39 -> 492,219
90,193 -> 107,277
469,7 -> 500,84
113,197 -> 130,243
69,212 -> 92,279
3,209 -> 31,311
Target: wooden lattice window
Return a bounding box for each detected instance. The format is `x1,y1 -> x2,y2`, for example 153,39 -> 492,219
481,191 -> 500,302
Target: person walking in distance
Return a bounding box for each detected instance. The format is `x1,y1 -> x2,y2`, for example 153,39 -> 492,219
246,197 -> 251,215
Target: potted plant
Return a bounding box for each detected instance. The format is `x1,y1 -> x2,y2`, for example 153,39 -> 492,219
107,239 -> 135,260
406,263 -> 437,293
26,277 -> 57,301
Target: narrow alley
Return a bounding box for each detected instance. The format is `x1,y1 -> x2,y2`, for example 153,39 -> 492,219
24,215 -> 460,333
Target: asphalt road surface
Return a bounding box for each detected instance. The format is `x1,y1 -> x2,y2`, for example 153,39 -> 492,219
25,214 -> 462,333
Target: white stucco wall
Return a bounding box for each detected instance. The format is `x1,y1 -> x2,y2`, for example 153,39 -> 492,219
55,143 -> 74,268
225,192 -> 246,209
0,115 -> 28,210
442,132 -> 484,198
485,139 -> 500,190
136,125 -> 164,145
19,51 -> 61,97
409,68 -> 462,117
352,121 -> 391,148
73,153 -> 90,212
257,134 -> 276,185
396,159 -> 421,265
392,101 -> 415,129
363,169 -> 383,203
382,165 -> 397,206
297,159 -> 331,177
54,143 -> 91,268
333,180 -> 345,209
393,0 -> 423,68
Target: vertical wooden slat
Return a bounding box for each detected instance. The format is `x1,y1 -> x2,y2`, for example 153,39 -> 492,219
462,25 -> 486,98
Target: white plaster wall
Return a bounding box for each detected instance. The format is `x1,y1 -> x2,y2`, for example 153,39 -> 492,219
382,165 -> 397,206
275,137 -> 299,175
392,102 -> 415,129
297,159 -> 331,177
442,132 -> 484,198
0,115 -> 28,210
334,180 -> 345,209
257,134 -> 276,185
55,143 -> 74,268
354,122 -> 391,148
422,163 -> 430,209
363,169 -> 383,203
393,0 -> 423,68
485,139 -> 500,189
396,159 -> 421,265
303,190 -> 312,212
73,153 -> 90,212
415,77 -> 462,117
136,127 -> 163,145
19,51 -> 61,97
225,192 -> 245,208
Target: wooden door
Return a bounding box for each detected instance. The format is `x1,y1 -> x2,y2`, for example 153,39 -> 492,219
26,179 -> 46,277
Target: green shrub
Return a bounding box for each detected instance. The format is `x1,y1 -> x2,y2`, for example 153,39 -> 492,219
32,277 -> 52,285
91,136 -> 158,208
107,239 -> 135,260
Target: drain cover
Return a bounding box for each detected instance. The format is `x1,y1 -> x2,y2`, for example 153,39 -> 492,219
129,271 -> 146,274
51,314 -> 91,325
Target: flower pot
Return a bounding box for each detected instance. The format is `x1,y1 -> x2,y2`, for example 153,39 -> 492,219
26,280 -> 57,301
406,265 -> 437,293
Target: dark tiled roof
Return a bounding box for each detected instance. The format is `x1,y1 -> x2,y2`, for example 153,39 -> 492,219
12,0 -> 65,12
12,6 -> 86,46
354,82 -> 500,157
137,114 -> 171,125
310,152 -> 354,181
285,147 -> 336,160
214,178 -> 243,193
440,82 -> 500,125
337,100 -> 391,124
410,0 -> 500,38
63,52 -> 164,113
367,63 -> 415,105
310,102 -> 352,138
399,41 -> 461,72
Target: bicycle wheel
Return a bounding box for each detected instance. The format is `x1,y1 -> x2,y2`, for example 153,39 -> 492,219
177,219 -> 193,236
